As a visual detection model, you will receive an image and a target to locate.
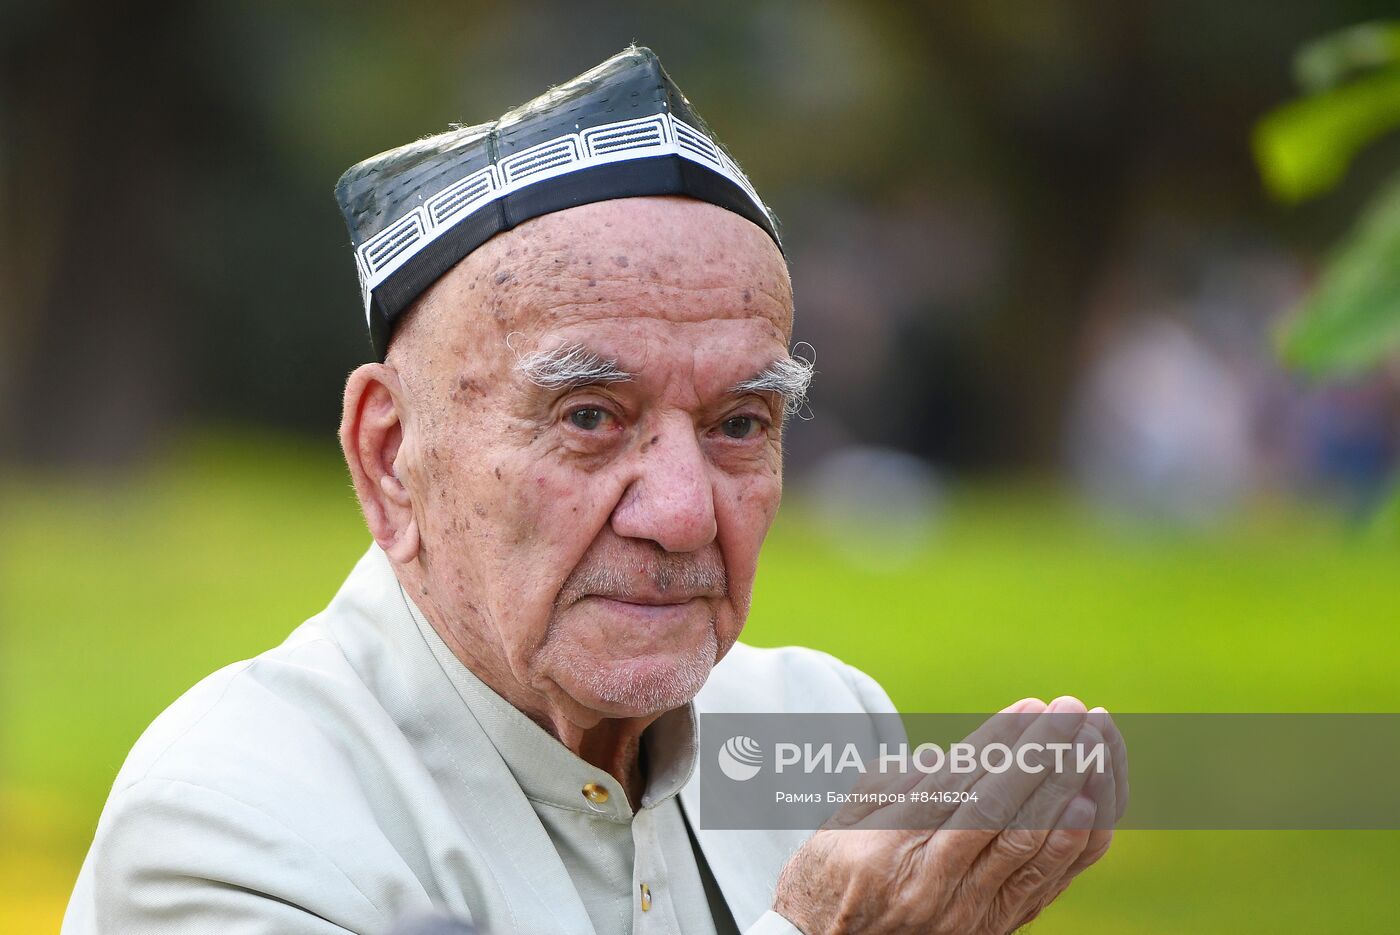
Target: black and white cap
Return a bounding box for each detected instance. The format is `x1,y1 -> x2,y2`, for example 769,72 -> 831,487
335,46 -> 781,359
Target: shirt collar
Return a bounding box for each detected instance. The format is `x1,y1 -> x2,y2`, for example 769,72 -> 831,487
400,589 -> 699,822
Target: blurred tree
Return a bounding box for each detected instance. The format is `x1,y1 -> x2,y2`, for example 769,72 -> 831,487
2,1 -> 208,464
1254,20 -> 1400,377
1254,20 -> 1400,529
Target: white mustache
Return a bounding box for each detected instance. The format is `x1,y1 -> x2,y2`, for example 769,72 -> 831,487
556,550 -> 727,607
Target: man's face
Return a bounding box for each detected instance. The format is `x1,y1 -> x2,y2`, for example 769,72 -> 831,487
394,196 -> 794,720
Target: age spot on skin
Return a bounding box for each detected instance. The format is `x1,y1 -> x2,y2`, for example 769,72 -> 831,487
451,375 -> 485,402
473,503 -> 487,519
614,255 -> 630,268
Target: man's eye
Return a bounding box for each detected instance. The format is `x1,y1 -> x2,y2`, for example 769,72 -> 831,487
720,415 -> 760,439
568,407 -> 608,431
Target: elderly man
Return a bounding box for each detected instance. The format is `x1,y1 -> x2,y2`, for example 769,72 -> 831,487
64,48 -> 1119,934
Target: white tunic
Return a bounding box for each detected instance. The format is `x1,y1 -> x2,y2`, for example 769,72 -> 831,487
62,545 -> 898,934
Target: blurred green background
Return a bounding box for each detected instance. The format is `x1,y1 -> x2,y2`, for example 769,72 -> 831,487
3,0 -> 1399,931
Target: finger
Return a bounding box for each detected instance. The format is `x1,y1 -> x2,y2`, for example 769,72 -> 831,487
852,697 -> 1049,833
1036,771 -> 1117,920
1007,723 -> 1103,832
1065,772 -> 1115,881
930,696 -> 1088,871
822,750 -> 925,830
840,698 -> 1046,830
945,721 -> 1101,911
1081,743 -> 1116,834
952,826 -> 1048,921
987,796 -> 1096,933
1009,827 -> 1107,933
946,696 -> 1090,828
1089,706 -> 1129,821
1066,718 -> 1119,878
1067,826 -> 1114,880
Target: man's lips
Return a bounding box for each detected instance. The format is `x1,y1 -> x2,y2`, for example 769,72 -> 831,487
586,593 -> 703,607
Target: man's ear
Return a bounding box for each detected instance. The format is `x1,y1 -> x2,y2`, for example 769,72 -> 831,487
340,363 -> 420,563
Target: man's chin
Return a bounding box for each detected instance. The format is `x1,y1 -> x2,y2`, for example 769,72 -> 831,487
547,640 -> 719,717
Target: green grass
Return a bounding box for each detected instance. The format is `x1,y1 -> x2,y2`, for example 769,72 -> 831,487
3,431 -> 1397,931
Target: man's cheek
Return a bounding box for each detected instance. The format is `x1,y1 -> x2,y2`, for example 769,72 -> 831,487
732,474 -> 784,536
416,464 -> 480,546
502,465 -> 614,547
719,477 -> 781,588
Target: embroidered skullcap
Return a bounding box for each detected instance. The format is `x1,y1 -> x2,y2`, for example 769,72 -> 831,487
335,46 -> 780,359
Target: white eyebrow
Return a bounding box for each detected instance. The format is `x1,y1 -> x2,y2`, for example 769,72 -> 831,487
511,340 -> 634,390
730,345 -> 816,419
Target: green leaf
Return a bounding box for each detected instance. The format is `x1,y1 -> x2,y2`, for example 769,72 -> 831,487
1253,66 -> 1400,202
1280,172 -> 1400,375
1294,20 -> 1400,93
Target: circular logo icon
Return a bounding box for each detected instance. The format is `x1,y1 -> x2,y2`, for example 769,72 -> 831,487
718,735 -> 763,781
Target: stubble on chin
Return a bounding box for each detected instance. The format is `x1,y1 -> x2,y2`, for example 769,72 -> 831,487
534,614 -> 722,715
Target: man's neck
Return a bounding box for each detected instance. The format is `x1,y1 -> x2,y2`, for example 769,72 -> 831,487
411,579 -> 658,808
552,714 -> 651,808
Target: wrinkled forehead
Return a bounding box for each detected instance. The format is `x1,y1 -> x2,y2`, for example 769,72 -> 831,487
502,197 -> 790,317
407,197 -> 794,372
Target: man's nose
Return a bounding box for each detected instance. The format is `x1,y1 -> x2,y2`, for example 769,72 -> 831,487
609,423 -> 718,553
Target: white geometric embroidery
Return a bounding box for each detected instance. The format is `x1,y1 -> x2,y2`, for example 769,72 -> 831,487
426,166 -> 499,227
672,117 -> 720,165
500,136 -> 583,184
362,210 -> 427,276
583,114 -> 668,156
356,113 -> 772,324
